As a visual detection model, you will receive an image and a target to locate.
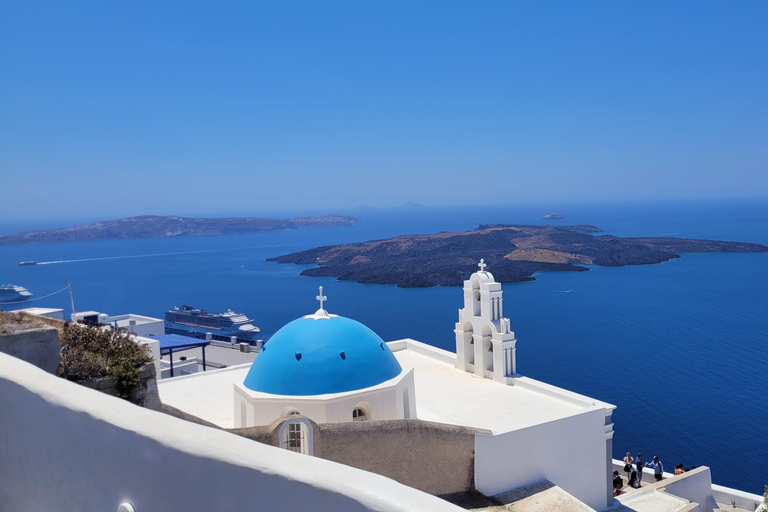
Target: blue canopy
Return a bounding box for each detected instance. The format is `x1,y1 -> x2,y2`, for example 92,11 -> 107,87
153,334 -> 210,376
155,334 -> 211,355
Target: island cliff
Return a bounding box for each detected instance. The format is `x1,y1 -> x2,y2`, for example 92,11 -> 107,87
268,224 -> 768,288
0,214 -> 359,245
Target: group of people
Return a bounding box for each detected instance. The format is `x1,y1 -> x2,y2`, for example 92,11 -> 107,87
613,452 -> 667,496
613,452 -> 696,496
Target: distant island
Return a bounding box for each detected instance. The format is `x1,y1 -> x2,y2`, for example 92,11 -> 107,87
358,201 -> 425,210
0,214 -> 360,245
268,224 -> 768,288
542,213 -> 566,220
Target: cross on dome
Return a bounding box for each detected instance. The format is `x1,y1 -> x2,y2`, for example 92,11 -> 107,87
316,286 -> 327,310
478,259 -> 488,272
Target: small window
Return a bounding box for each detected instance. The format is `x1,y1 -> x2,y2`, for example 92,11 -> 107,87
282,406 -> 301,417
352,407 -> 367,421
284,422 -> 306,453
279,418 -> 313,455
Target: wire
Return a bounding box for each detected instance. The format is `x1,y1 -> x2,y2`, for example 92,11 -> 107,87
0,286 -> 69,305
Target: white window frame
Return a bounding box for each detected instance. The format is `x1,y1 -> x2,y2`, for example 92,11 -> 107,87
279,418 -> 313,455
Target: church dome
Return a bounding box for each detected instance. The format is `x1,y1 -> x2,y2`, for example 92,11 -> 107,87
243,310 -> 402,396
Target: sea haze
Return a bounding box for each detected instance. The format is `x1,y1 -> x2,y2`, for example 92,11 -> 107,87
1,198 -> 766,493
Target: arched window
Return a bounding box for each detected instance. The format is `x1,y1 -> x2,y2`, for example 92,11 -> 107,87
285,422 -> 305,453
281,406 -> 300,418
352,401 -> 371,421
279,418 -> 313,455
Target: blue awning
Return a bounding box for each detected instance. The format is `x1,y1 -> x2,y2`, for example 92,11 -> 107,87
155,334 -> 211,355
153,334 -> 211,376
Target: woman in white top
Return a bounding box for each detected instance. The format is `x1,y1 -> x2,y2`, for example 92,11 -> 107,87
623,452 -> 635,482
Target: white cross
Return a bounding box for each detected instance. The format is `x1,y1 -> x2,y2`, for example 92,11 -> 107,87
478,259 -> 487,272
316,286 -> 327,310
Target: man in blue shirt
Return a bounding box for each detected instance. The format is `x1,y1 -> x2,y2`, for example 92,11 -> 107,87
646,455 -> 664,481
635,453 -> 644,487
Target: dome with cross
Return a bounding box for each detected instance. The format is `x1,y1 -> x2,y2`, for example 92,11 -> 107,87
243,287 -> 403,396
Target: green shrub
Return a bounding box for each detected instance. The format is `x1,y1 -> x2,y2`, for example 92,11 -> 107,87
59,322 -> 152,400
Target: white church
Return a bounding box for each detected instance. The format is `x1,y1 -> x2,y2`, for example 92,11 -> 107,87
1,261 -> 742,511
159,261 -> 617,509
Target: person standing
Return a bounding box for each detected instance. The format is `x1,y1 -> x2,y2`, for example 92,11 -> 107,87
635,453 -> 644,487
646,455 -> 664,481
623,452 -> 634,482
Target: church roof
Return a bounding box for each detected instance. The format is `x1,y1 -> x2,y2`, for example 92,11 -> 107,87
243,309 -> 402,396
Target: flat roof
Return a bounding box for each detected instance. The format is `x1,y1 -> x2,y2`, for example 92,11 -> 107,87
10,308 -> 63,314
391,342 -> 606,434
108,313 -> 162,325
159,365 -> 250,428
159,338 -> 612,431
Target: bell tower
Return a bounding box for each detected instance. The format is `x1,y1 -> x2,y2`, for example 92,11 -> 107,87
454,259 -> 517,383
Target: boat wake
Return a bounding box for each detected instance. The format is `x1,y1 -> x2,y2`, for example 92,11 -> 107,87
36,247 -> 261,266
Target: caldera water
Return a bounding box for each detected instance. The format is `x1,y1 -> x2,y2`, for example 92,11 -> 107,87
1,199 -> 766,493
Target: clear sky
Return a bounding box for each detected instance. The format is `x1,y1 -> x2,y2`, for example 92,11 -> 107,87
1,2 -> 767,220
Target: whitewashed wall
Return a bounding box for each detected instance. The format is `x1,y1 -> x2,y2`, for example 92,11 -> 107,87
0,352 -> 461,512
136,336 -> 161,378
234,369 -> 415,427
656,467 -> 716,512
474,406 -> 610,511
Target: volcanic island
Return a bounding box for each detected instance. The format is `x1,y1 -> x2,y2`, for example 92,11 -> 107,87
268,224 -> 768,288
0,214 -> 359,245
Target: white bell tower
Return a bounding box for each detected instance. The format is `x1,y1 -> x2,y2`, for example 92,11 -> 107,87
454,259 -> 517,383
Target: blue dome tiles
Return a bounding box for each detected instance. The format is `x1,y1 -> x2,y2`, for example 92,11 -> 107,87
243,315 -> 402,396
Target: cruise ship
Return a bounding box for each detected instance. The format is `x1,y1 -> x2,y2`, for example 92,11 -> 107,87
0,284 -> 33,303
164,305 -> 261,344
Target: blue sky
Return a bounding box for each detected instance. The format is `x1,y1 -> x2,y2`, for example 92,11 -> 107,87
1,2 -> 766,220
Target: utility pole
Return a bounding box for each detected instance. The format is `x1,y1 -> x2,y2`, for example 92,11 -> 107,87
66,281 -> 76,320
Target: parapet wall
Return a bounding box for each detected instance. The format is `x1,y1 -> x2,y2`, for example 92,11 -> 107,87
12,310 -> 67,330
611,459 -> 765,511
231,417 -> 488,498
0,318 -> 60,374
0,352 -> 463,512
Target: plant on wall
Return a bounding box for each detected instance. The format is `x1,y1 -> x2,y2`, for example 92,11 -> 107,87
59,322 -> 152,400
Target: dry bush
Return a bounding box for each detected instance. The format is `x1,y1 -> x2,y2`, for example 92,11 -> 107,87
59,322 -> 151,399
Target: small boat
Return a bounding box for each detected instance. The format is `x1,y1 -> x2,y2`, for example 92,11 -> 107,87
0,284 -> 33,303
18,261 -> 37,266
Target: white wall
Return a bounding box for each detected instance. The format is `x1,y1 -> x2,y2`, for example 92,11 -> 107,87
656,467 -> 716,512
136,336 -> 161,378
108,314 -> 164,337
235,369 -> 415,427
10,307 -> 66,320
711,483 -> 765,511
0,352 -> 462,512
474,406 -> 610,511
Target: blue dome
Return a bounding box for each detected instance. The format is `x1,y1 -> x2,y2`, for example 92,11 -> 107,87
243,314 -> 402,396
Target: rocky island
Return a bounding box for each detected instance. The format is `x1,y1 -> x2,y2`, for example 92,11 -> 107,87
268,224 -> 768,288
0,214 -> 359,245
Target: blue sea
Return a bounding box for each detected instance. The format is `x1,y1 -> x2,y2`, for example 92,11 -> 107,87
1,199 -> 767,493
